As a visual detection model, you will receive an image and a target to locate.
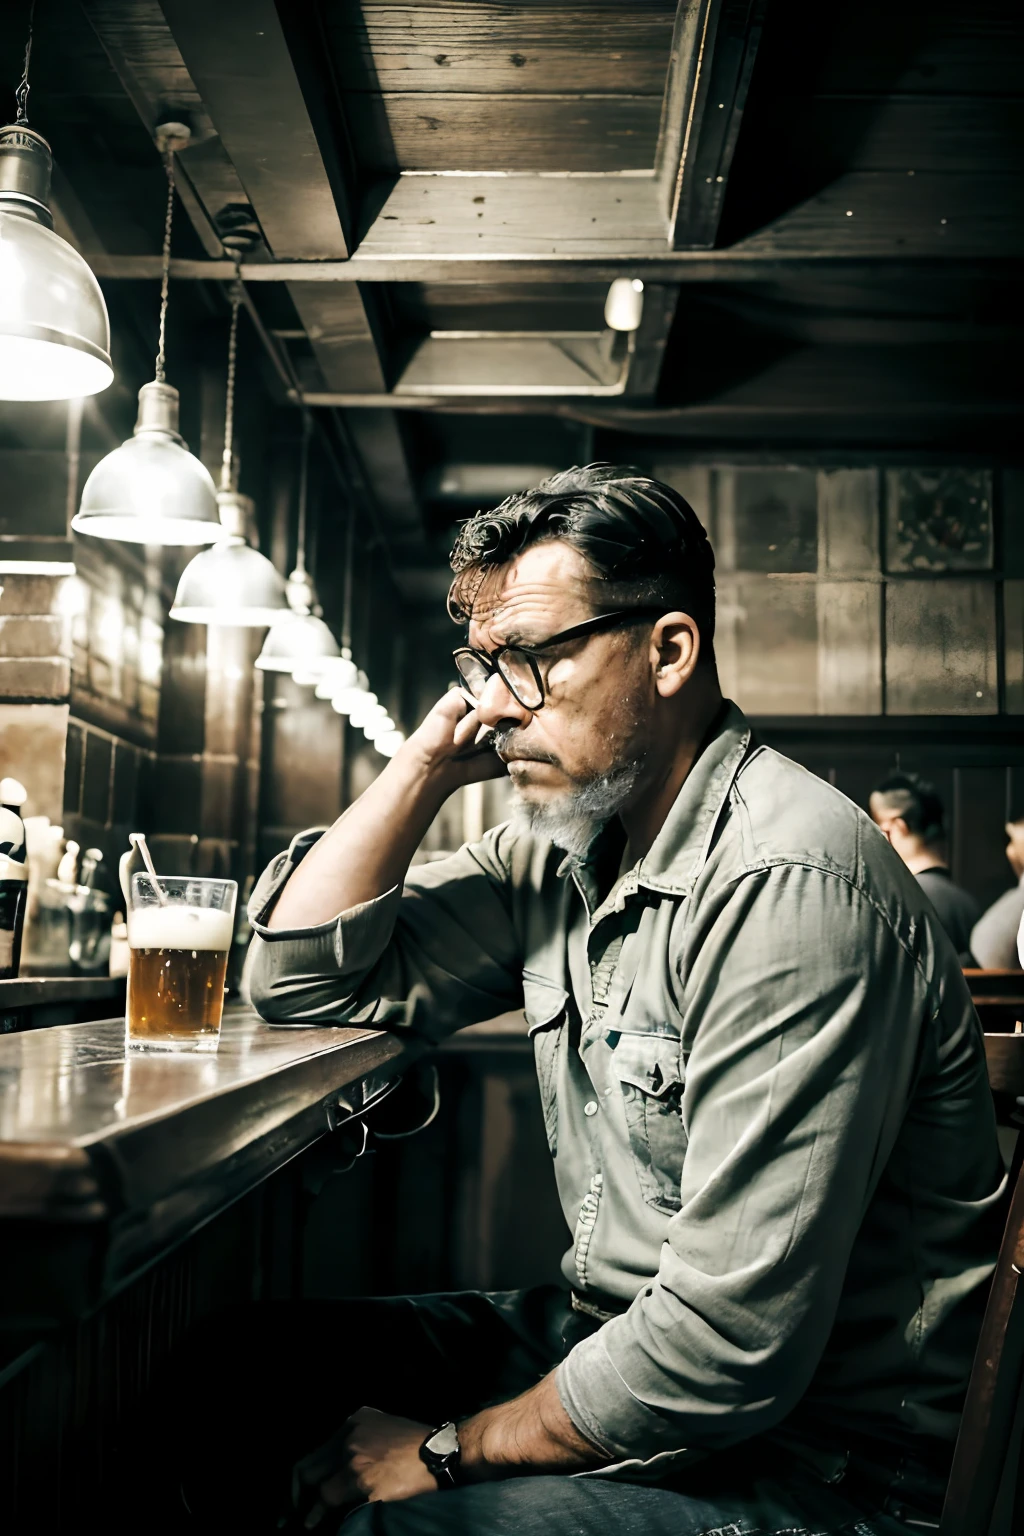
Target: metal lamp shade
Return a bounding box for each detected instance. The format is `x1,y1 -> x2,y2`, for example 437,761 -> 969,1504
314,654 -> 359,698
0,128 -> 113,401
74,382 -> 221,544
255,613 -> 340,673
170,537 -> 289,627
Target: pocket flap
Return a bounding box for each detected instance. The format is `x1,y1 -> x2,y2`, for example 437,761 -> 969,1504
611,1032 -> 683,1097
522,973 -> 569,1035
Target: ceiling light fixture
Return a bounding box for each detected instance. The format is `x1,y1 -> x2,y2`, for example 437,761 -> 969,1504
170,265 -> 288,625
604,277 -> 645,333
0,5 -> 112,400
256,413 -> 340,671
73,124 -> 221,543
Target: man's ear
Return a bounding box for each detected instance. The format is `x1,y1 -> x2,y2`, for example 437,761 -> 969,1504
650,612 -> 700,698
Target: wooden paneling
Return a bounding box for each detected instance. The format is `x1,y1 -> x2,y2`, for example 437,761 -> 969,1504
391,281 -> 609,333
1005,581 -> 1024,715
325,2 -> 676,94
886,579 -> 999,715
955,766 -> 1017,914
359,170 -> 1024,266
346,92 -> 663,173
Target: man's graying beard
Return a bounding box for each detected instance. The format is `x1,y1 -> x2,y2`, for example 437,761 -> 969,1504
492,726 -> 645,859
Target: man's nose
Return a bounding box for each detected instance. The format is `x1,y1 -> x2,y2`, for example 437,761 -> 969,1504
476,669 -> 534,729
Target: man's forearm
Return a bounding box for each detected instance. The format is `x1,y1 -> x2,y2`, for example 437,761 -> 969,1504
267,746 -> 450,929
459,1370 -> 607,1479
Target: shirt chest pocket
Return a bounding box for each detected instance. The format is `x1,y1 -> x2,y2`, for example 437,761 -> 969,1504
523,974 -> 568,1158
611,1032 -> 688,1213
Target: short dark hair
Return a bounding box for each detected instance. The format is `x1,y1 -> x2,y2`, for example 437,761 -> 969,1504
873,771 -> 946,846
447,463 -> 716,658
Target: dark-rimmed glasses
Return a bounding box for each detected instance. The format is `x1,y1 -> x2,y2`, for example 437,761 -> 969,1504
453,607 -> 664,712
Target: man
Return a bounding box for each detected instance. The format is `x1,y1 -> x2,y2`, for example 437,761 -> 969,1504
971,810 -> 1024,969
868,771 -> 980,964
224,466 -> 1003,1536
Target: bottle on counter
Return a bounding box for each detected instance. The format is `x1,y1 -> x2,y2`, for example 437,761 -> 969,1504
109,910 -> 129,978
0,778 -> 29,980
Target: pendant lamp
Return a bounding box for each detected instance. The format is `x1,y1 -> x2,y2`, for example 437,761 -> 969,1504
325,515 -> 370,705
73,126 -> 221,544
256,413 -> 340,673
0,8 -> 112,401
170,267 -> 288,626
375,730 -> 405,759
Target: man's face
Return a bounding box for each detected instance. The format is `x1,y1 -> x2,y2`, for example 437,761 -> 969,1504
464,541 -> 656,834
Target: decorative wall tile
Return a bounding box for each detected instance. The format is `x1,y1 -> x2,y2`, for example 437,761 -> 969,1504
817,581 -> 883,715
885,579 -> 997,714
717,575 -> 818,715
885,468 -> 993,572
717,469 -> 818,574
818,469 -> 880,575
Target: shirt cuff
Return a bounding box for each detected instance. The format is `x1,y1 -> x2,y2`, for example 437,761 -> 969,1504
556,1318 -> 683,1462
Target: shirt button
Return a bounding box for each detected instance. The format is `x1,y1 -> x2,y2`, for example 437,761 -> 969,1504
584,1100 -> 599,1117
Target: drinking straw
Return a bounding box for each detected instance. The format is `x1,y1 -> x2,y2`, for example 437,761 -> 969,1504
129,832 -> 168,905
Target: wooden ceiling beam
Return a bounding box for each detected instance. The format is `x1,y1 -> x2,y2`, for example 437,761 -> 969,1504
92,251 -> 1023,286
658,0 -> 767,249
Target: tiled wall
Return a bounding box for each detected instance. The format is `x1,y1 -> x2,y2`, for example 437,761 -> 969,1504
657,463 -> 1023,717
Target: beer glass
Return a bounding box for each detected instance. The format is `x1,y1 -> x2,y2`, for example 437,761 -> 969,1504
126,874 -> 237,1052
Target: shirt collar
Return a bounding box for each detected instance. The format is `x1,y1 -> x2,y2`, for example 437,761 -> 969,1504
556,700 -> 753,897
637,699 -> 752,895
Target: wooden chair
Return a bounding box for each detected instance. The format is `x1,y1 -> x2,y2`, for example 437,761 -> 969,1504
939,1031 -> 1024,1534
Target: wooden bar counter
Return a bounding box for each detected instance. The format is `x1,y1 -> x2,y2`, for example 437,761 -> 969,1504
0,1010 -> 411,1526
0,1011 -> 406,1323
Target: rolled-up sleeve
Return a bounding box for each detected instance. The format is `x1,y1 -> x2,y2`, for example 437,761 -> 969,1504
247,824 -> 524,1041
557,862 -> 934,1460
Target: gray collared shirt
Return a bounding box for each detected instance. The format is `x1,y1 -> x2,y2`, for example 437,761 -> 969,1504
248,703 -> 1005,1472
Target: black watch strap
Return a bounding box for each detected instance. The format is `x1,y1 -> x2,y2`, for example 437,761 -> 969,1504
419,1420 -> 462,1489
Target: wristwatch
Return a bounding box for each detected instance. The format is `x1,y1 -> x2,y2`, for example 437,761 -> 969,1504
419,1421 -> 462,1488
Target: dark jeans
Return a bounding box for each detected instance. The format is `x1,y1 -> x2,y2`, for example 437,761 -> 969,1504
175,1286 -> 942,1535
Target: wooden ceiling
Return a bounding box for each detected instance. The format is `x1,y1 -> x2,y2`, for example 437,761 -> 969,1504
1,0 -> 1022,614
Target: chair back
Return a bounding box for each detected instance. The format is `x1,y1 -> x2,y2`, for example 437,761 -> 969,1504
939,1032 -> 1024,1534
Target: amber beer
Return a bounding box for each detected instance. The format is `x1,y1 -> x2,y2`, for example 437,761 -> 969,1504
126,884 -> 235,1051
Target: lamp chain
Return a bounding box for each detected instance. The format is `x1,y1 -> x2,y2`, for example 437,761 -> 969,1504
220,257 -> 243,492
295,411 -> 312,576
14,0 -> 36,126
341,505 -> 355,652
154,151 -> 176,383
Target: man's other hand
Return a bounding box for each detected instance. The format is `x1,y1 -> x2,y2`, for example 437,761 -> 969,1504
291,1407 -> 437,1526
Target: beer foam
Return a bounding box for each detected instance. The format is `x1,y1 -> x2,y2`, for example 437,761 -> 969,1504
128,904 -> 233,953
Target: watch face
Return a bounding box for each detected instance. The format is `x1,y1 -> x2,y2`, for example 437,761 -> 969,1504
427,1422 -> 460,1457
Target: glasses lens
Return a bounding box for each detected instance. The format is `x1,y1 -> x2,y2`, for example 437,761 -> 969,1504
500,650 -> 543,709
455,652 -> 491,698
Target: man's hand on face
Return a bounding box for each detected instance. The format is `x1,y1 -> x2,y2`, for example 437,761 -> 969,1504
405,689 -> 508,793
291,1407 -> 438,1526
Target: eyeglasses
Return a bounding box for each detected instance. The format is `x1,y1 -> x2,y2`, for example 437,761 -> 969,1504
453,607 -> 664,712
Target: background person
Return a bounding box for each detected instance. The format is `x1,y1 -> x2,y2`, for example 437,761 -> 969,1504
868,771 -> 980,964
970,810 -> 1024,969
